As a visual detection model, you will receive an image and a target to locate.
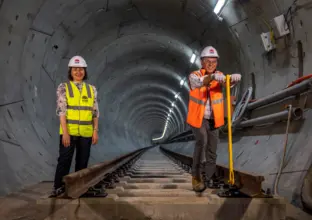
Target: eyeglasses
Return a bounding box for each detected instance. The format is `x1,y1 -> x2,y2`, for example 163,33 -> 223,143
203,60 -> 218,65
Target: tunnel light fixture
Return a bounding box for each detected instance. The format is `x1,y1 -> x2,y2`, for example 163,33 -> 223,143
174,93 -> 179,99
180,77 -> 187,86
152,118 -> 170,141
96,8 -> 105,13
171,102 -> 175,107
214,0 -> 226,15
190,53 -> 196,64
152,105 -> 174,141
180,79 -> 185,86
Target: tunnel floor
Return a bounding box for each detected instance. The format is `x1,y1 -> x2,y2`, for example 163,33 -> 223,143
0,147 -> 311,220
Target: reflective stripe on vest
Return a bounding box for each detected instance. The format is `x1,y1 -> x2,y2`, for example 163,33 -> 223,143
59,81 -> 94,137
66,120 -> 93,125
67,106 -> 93,111
211,98 -> 223,105
189,96 -> 206,105
66,82 -> 92,98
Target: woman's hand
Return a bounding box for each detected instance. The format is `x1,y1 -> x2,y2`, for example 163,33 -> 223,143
92,130 -> 99,145
62,132 -> 71,147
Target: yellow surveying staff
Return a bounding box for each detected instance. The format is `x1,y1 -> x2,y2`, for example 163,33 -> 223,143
50,55 -> 99,197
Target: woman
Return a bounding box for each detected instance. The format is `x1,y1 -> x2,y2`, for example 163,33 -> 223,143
50,55 -> 99,197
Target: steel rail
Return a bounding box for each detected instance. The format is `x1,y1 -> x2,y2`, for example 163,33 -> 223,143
168,134 -> 194,142
159,146 -> 269,198
63,146 -> 154,198
168,130 -> 193,142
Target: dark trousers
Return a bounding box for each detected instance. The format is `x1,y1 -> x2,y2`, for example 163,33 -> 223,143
53,135 -> 92,189
191,119 -> 219,180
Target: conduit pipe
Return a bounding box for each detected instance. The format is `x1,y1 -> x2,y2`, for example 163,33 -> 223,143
246,78 -> 312,111
221,87 -> 253,134
232,87 -> 253,124
238,107 -> 303,128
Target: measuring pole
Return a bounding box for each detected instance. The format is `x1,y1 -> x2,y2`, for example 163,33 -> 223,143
226,74 -> 235,185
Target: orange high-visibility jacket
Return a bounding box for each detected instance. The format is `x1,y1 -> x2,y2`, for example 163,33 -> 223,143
186,69 -> 224,128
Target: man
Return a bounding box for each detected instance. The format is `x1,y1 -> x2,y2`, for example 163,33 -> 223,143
50,55 -> 99,197
186,46 -> 241,192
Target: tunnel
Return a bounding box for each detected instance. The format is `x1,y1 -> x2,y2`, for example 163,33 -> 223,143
1,0 -> 312,216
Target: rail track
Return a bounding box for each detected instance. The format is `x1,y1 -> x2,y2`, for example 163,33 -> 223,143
0,146 -> 311,220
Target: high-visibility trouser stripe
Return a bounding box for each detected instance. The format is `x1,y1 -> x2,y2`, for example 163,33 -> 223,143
66,82 -> 92,98
67,105 -> 93,111
66,120 -> 93,125
211,98 -> 223,105
189,96 -> 205,105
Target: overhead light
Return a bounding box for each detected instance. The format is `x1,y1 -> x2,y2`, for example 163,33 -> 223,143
170,109 -> 172,113
171,102 -> 175,107
96,8 -> 105,13
190,53 -> 196,64
174,93 -> 179,99
180,79 -> 185,86
214,0 -> 226,15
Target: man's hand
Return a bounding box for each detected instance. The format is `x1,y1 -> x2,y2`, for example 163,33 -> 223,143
92,130 -> 98,145
231,73 -> 242,83
203,75 -> 212,86
212,71 -> 226,83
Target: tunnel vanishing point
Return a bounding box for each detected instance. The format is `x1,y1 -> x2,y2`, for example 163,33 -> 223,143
1,0 -> 312,216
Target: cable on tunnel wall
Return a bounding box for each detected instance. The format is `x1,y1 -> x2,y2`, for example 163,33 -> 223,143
273,105 -> 293,197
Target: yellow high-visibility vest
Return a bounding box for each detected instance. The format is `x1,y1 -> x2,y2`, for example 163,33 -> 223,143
59,81 -> 94,137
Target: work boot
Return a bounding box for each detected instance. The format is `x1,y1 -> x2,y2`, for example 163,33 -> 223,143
192,176 -> 206,192
49,186 -> 65,198
206,174 -> 222,188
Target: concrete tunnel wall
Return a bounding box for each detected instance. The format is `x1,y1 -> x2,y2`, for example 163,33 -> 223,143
0,0 -> 311,204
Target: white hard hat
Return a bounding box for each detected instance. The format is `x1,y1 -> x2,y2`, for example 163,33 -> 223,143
200,46 -> 219,58
68,55 -> 87,68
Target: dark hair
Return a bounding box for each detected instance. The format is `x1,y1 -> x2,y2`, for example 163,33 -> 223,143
68,67 -> 88,81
